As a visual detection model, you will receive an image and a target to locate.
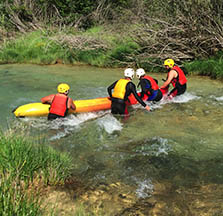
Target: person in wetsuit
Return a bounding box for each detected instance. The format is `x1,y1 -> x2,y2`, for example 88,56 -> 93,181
107,68 -> 150,115
41,83 -> 76,120
160,58 -> 187,99
136,68 -> 163,102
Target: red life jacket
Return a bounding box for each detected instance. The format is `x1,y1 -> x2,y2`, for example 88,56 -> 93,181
169,65 -> 187,87
142,75 -> 159,90
49,94 -> 68,117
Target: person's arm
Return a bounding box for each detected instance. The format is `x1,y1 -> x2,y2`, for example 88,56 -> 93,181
129,83 -> 150,111
139,79 -> 148,98
41,94 -> 54,104
143,79 -> 153,96
107,81 -> 117,97
154,78 -> 158,84
68,97 -> 76,110
160,70 -> 177,89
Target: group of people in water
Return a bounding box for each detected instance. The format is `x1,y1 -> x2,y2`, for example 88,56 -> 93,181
41,58 -> 187,120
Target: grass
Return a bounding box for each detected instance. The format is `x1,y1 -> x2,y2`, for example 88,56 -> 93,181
0,28 -> 141,67
0,30 -> 70,65
73,40 -> 140,67
184,54 -> 223,80
0,173 -> 41,216
1,27 -> 223,80
0,128 -> 73,215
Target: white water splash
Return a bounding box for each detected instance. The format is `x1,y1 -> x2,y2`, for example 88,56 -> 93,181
135,178 -> 154,198
135,137 -> 172,157
49,131 -> 69,140
150,137 -> 172,156
20,110 -> 110,140
134,92 -> 200,111
215,96 -> 223,102
171,92 -> 200,103
97,114 -> 123,134
49,111 -> 112,140
208,95 -> 223,106
160,92 -> 200,105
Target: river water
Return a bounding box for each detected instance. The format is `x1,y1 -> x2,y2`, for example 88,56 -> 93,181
1,64 -> 223,215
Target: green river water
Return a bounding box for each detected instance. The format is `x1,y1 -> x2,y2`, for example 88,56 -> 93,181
0,64 -> 223,215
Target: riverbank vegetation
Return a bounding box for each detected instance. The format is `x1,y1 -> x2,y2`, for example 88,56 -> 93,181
0,0 -> 223,79
0,127 -> 74,215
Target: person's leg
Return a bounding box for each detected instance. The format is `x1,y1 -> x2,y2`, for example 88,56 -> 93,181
153,90 -> 163,101
48,113 -> 60,120
168,87 -> 178,98
176,83 -> 187,95
160,86 -> 169,96
111,102 -> 119,114
111,101 -> 126,115
169,83 -> 187,98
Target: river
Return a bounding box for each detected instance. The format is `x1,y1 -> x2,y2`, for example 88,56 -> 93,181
1,64 -> 223,215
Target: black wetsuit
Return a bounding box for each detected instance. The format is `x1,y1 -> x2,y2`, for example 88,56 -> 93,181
169,82 -> 187,97
107,80 -> 146,115
48,113 -> 67,120
138,79 -> 163,102
165,67 -> 187,97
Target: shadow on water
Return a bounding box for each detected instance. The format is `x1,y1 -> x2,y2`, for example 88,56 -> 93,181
1,64 -> 223,215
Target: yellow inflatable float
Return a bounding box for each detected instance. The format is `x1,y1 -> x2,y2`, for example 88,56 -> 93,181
13,97 -> 111,117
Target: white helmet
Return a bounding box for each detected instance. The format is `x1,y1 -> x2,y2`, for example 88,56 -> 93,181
136,68 -> 145,79
124,68 -> 134,79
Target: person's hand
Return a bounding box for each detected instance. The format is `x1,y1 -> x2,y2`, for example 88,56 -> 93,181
160,85 -> 166,89
145,105 -> 150,111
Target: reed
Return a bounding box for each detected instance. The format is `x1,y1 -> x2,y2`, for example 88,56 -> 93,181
0,173 -> 41,216
0,130 -> 73,215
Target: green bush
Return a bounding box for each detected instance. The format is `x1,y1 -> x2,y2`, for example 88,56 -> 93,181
184,53 -> 223,80
109,41 -> 139,62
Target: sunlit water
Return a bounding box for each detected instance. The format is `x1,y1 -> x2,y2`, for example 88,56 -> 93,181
1,64 -> 223,215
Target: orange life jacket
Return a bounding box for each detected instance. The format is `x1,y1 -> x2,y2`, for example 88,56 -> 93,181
169,65 -> 187,87
142,75 -> 159,90
112,79 -> 130,99
49,94 -> 68,117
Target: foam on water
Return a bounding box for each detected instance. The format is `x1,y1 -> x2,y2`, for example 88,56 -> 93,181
21,110 -> 110,140
19,92 -> 200,139
215,96 -> 223,102
97,114 -> 123,134
162,92 -> 200,104
135,137 -> 172,157
134,92 -> 200,111
150,137 -> 172,156
208,95 -> 223,106
50,111 -> 113,140
134,178 -> 154,198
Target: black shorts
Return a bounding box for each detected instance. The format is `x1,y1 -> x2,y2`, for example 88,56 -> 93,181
154,89 -> 163,101
111,98 -> 126,115
48,113 -> 65,120
169,83 -> 187,96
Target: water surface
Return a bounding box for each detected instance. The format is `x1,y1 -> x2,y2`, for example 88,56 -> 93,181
0,64 -> 223,215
